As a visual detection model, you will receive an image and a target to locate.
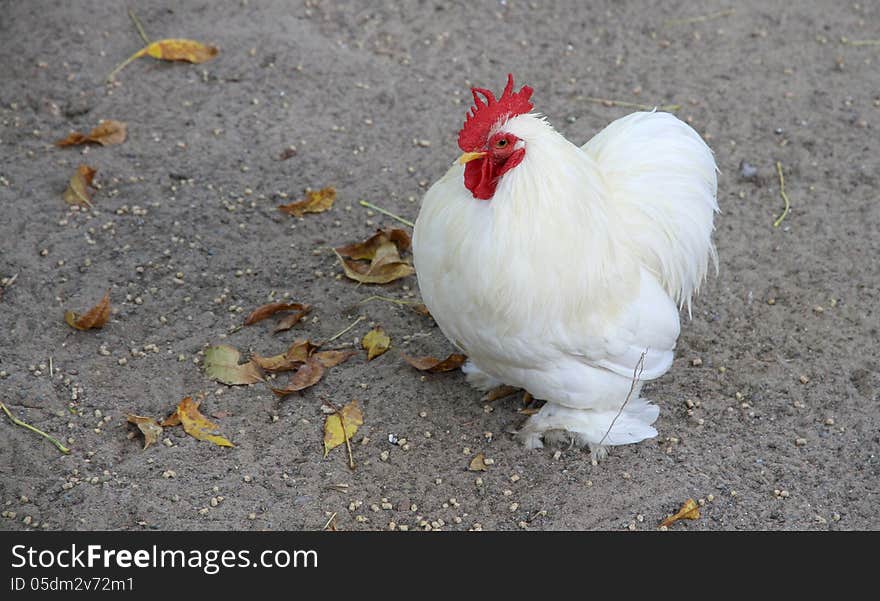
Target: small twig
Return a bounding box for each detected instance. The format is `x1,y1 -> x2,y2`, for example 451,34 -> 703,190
323,512 -> 338,531
323,316 -> 364,345
841,37 -> 880,46
580,96 -> 681,112
359,295 -> 420,307
128,8 -> 151,45
49,357 -> 54,378
359,200 -> 415,228
0,402 -> 70,454
773,161 -> 791,228
597,350 -> 647,448
664,9 -> 735,27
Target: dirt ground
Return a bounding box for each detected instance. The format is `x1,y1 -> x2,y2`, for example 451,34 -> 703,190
0,0 -> 877,532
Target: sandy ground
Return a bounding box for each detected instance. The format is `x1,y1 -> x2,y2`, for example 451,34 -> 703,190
0,0 -> 878,531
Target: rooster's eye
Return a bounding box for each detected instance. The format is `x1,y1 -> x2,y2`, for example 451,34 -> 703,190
495,139 -> 508,148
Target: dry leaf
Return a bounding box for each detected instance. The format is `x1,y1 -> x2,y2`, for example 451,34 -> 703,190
55,120 -> 127,147
161,411 -> 181,427
272,305 -> 312,333
362,327 -> 390,360
659,498 -> 701,528
278,187 -> 336,217
334,229 -> 415,285
517,407 -> 540,415
65,290 -> 110,330
403,353 -> 467,373
108,39 -> 218,81
482,385 -> 521,402
411,303 -> 432,317
244,302 -> 310,326
323,400 -> 364,457
286,339 -> 319,362
204,345 -> 263,385
469,453 -> 488,471
176,397 -> 234,447
270,358 -> 325,396
63,164 -> 97,208
126,414 -> 162,450
335,228 -> 412,259
313,350 -> 357,368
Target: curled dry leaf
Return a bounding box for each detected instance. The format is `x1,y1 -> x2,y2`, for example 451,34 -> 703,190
55,120 -> 127,147
313,350 -> 357,368
126,414 -> 162,450
203,345 -> 263,385
63,164 -> 97,208
334,228 -> 415,284
65,289 -> 110,331
659,498 -> 701,528
273,305 -> 312,333
278,187 -> 336,218
469,452 -> 489,472
323,400 -> 364,458
253,338 -> 321,372
403,353 -> 467,373
270,358 -> 325,396
243,302 -> 310,327
362,327 -> 390,360
176,397 -> 234,448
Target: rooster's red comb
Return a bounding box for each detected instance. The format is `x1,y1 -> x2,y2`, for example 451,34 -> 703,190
457,74 -> 534,152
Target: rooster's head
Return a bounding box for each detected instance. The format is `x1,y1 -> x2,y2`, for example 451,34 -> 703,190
457,74 -> 534,200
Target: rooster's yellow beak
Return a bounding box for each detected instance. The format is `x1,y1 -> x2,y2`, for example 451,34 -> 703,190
458,151 -> 486,165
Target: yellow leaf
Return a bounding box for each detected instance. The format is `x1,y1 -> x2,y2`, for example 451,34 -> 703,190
126,414 -> 162,449
660,498 -> 701,528
468,452 -> 488,471
144,38 -> 219,63
323,400 -> 364,458
204,345 -> 263,385
65,289 -> 111,331
62,164 -> 97,208
278,187 -> 336,218
362,327 -> 390,361
176,397 -> 234,447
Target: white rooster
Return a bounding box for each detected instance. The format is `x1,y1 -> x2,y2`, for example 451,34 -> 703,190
413,74 -> 718,458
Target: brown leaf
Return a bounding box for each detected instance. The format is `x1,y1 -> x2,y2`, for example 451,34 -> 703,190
160,411 -> 181,427
56,120 -> 127,147
270,358 -> 325,396
63,164 -> 97,208
272,305 -> 312,333
517,407 -> 540,416
334,229 -> 415,285
278,187 -> 336,217
126,414 -> 162,450
468,453 -> 488,471
286,339 -> 319,362
65,290 -> 110,330
323,400 -> 364,458
144,39 -> 218,63
362,327 -> 390,361
203,345 -> 264,385
411,303 -> 432,317
659,498 -> 701,528
403,353 -> 467,373
335,228 -> 412,260
313,350 -> 357,368
243,302 -> 309,326
175,397 -> 234,447
482,385 -> 521,402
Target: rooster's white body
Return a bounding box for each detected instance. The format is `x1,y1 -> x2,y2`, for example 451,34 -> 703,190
414,106 -> 717,456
